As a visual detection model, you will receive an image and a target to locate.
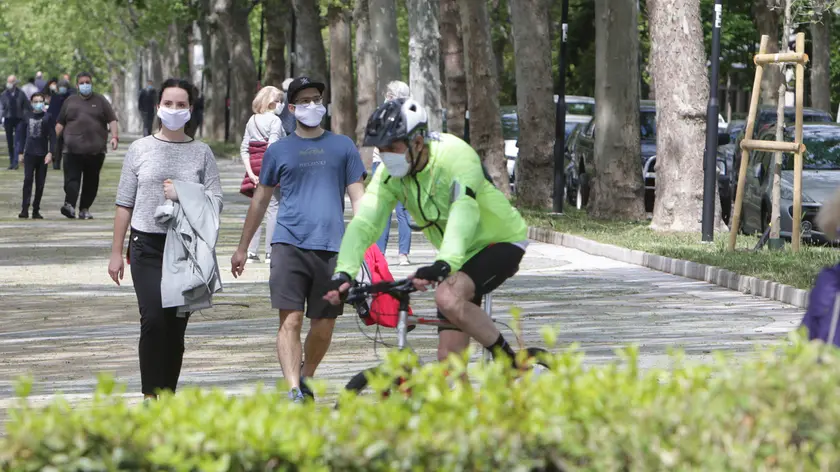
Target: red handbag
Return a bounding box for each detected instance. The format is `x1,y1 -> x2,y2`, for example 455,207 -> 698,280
240,140 -> 268,198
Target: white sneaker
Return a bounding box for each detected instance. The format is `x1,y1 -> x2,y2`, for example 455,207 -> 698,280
246,252 -> 260,263
265,253 -> 271,264
399,254 -> 411,266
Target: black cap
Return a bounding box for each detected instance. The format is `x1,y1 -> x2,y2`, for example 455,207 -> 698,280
286,76 -> 325,104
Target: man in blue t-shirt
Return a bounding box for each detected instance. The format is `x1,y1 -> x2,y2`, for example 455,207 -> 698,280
231,76 -> 366,403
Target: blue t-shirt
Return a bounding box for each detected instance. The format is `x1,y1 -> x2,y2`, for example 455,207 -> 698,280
260,131 -> 366,252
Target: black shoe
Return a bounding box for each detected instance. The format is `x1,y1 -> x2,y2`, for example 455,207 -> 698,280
299,375 -> 315,400
79,208 -> 93,220
32,211 -> 43,219
18,211 -> 28,219
60,203 -> 76,219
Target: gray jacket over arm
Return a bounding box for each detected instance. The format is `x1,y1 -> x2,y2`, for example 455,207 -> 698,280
154,180 -> 224,314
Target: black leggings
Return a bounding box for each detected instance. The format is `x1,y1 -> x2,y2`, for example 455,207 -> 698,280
129,229 -> 190,395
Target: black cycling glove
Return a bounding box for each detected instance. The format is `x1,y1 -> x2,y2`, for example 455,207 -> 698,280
414,260 -> 452,283
328,272 -> 352,292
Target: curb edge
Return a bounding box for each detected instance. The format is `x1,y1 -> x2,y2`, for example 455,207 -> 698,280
527,226 -> 809,309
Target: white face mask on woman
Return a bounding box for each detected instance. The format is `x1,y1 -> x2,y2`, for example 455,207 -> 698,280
294,102 -> 326,127
158,107 -> 191,131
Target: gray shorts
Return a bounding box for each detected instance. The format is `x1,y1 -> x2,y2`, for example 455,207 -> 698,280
269,243 -> 344,319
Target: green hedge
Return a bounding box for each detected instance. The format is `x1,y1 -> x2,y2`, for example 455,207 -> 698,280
3,330 -> 840,471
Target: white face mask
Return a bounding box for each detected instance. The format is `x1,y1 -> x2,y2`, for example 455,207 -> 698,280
381,151 -> 410,178
158,107 -> 191,131
294,102 -> 326,127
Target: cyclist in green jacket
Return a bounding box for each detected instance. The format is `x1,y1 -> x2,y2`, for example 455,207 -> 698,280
323,98 -> 529,365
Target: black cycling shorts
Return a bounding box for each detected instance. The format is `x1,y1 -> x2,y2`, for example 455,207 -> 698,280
437,242 -> 526,332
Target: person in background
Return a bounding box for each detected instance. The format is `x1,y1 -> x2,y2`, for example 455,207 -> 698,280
61,74 -> 77,95
21,77 -> 38,100
45,79 -> 58,104
34,72 -> 47,92
1,75 -> 29,170
371,80 -> 414,265
17,93 -> 56,219
185,84 -> 204,139
239,85 -> 285,264
109,78 -> 223,401
138,80 -> 157,137
231,76 -> 366,403
278,77 -> 297,136
56,72 -> 119,220
47,79 -> 71,170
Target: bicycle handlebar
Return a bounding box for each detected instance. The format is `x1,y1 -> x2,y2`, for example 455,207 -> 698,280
344,278 -> 416,304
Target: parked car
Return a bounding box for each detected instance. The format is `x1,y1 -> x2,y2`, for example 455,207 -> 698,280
557,95 -> 596,117
739,122 -> 840,242
566,100 -> 658,210
501,105 -> 592,184
731,107 -> 833,197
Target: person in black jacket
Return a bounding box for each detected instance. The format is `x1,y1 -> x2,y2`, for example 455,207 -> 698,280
138,80 -> 157,136
2,75 -> 30,170
46,79 -> 71,170
17,93 -> 56,219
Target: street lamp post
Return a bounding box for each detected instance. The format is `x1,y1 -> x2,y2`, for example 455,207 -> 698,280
552,0 -> 569,214
701,0 -> 723,241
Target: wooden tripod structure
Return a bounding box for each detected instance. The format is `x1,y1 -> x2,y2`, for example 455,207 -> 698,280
728,33 -> 809,253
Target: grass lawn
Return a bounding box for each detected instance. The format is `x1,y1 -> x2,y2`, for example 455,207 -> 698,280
522,207 -> 838,290
206,140 -> 240,160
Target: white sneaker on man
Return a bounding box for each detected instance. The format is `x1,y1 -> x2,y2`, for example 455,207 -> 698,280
399,254 -> 411,266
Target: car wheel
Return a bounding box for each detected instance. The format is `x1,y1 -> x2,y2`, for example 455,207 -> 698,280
577,173 -> 590,210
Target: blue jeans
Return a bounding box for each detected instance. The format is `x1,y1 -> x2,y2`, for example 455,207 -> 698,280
372,161 -> 412,255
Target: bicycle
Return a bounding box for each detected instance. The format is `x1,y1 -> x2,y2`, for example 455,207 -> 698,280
341,277 -> 552,396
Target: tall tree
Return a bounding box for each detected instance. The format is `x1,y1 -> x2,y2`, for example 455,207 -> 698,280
264,0 -> 290,88
203,0 -> 232,141
649,0 -> 718,230
369,0 -> 402,98
589,0 -> 646,219
457,0 -> 509,194
292,0 -> 329,93
440,0 -> 467,138
510,0 -> 554,208
810,1 -> 831,112
329,0 -> 356,138
213,0 -> 258,139
754,0 -> 782,106
354,0 -> 378,170
407,0 -> 444,132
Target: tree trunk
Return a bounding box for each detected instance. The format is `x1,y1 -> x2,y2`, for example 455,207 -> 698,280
457,0 -> 509,195
510,0 -> 554,208
124,55 -> 144,134
810,8 -> 831,112
648,0 -> 717,230
292,0 -> 329,95
754,0 -> 781,107
328,2 -> 356,138
407,0 -> 444,132
354,0 -> 378,170
161,21 -> 182,80
590,0 -> 646,220
148,41 -> 164,86
440,0 -> 466,138
264,0 -> 290,88
369,0 -> 402,99
204,0 -> 232,141
214,0 -> 258,140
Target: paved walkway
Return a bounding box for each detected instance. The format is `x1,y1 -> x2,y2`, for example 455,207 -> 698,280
0,135 -> 804,420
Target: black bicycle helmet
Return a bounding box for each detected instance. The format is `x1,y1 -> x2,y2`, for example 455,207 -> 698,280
363,98 -> 428,148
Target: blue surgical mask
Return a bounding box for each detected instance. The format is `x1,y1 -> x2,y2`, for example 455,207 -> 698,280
32,103 -> 45,112
58,87 -> 67,94
79,83 -> 92,96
